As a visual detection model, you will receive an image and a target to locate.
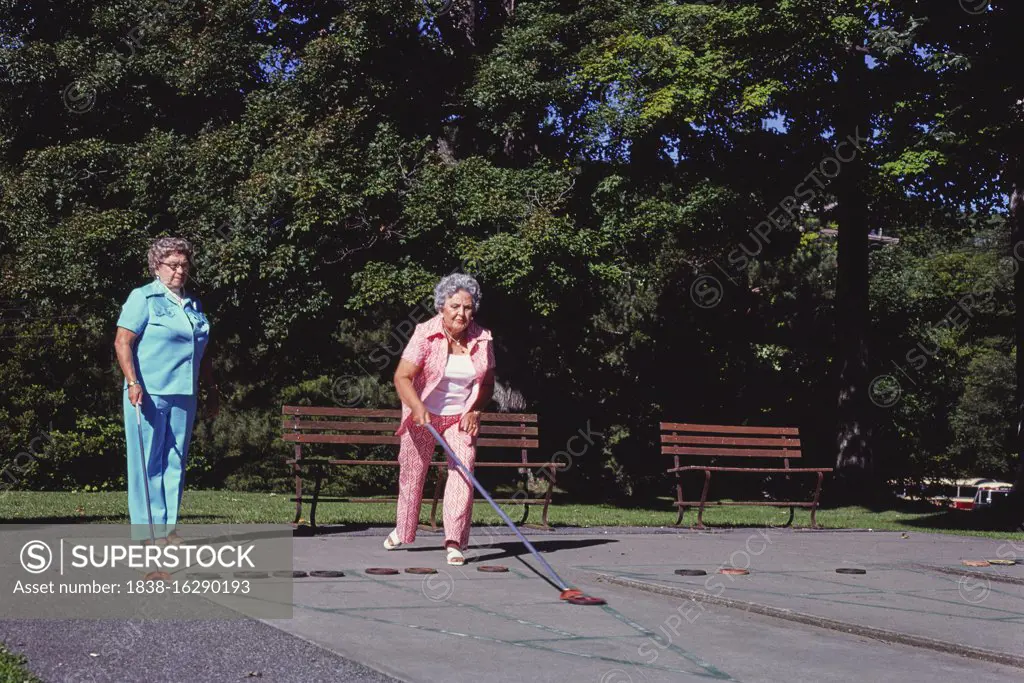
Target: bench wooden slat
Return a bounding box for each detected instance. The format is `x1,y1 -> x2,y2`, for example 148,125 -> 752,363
661,435 -> 801,447
284,434 -> 539,447
281,420 -> 539,436
478,413 -> 538,423
282,434 -> 400,445
283,420 -> 399,431
283,406 -> 537,421
479,425 -> 539,435
662,446 -> 801,458
660,423 -> 799,436
476,438 -> 540,448
286,458 -> 564,469
283,406 -> 401,418
283,436 -> 539,448
669,466 -> 833,473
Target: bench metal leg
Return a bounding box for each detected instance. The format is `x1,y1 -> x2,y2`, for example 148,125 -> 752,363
519,502 -> 531,526
516,467 -> 531,526
782,461 -> 794,527
523,465 -> 554,530
675,505 -> 687,526
426,466 -> 443,532
673,454 -> 686,526
810,472 -> 824,529
518,466 -> 531,526
292,445 -> 303,525
696,470 -> 712,529
293,477 -> 304,525
310,466 -> 324,532
540,475 -> 553,529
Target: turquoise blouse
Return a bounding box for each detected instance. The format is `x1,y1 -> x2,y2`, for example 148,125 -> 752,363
116,279 -> 211,396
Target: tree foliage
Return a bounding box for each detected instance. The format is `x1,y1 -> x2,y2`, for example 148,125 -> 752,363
1,1 -> 1018,505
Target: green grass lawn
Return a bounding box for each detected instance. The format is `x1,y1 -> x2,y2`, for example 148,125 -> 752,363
0,644 -> 41,683
1,490 -> 1022,539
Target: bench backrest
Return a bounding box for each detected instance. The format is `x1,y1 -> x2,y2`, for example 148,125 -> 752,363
282,406 -> 538,450
660,422 -> 801,463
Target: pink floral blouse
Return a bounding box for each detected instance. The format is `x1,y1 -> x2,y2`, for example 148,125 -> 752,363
395,313 -> 495,436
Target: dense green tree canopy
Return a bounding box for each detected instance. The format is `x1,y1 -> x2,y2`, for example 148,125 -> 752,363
1,1 -> 1019,510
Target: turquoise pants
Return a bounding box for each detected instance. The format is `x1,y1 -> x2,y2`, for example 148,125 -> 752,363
123,392 -> 197,541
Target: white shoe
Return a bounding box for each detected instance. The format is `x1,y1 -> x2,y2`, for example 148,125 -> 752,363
446,546 -> 465,566
383,530 -> 403,550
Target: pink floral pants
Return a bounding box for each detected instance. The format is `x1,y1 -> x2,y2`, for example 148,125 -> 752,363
395,413 -> 476,549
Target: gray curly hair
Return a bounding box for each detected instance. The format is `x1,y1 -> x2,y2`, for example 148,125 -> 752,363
434,273 -> 482,313
147,237 -> 193,277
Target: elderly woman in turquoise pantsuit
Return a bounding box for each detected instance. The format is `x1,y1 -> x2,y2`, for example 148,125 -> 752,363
114,237 -> 218,544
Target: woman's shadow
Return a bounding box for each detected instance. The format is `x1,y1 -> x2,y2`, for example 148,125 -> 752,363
408,537 -> 618,588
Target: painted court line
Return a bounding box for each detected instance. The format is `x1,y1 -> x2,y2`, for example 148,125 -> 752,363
282,565 -> 735,680
594,573 -> 1024,671
578,564 -> 1024,623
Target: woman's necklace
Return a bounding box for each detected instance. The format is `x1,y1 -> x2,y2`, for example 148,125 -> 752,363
442,324 -> 468,354
159,278 -> 184,306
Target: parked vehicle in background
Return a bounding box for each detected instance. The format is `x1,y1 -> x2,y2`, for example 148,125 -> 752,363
891,478 -> 1012,511
908,478 -> 981,509
971,481 -> 1013,509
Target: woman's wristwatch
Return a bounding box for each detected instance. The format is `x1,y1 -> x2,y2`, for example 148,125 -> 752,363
127,380 -> 141,389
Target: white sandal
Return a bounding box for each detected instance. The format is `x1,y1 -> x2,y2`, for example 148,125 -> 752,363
383,530 -> 403,550
446,546 -> 465,566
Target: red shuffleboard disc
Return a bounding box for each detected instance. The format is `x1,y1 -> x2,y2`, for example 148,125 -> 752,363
566,595 -> 607,606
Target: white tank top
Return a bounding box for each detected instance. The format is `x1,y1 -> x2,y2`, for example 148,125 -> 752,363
423,354 -> 476,415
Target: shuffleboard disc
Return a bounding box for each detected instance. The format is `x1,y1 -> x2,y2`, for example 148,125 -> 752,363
675,569 -> 708,577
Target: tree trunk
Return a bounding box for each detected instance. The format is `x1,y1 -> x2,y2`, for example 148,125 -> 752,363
1010,161 -> 1024,525
832,43 -> 878,502
833,167 -> 873,488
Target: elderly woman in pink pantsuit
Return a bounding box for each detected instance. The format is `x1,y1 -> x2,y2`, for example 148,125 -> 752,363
385,274 -> 495,565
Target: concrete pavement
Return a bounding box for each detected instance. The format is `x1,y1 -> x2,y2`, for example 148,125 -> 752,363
263,526 -> 1024,682
3,526 -> 1023,682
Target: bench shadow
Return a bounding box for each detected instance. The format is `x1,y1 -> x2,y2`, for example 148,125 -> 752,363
404,536 -> 618,584
456,538 -> 618,560
899,507 -> 1024,534
457,538 -> 618,590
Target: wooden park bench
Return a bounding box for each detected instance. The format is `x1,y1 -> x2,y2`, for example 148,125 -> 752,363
282,406 -> 561,532
660,422 -> 833,529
